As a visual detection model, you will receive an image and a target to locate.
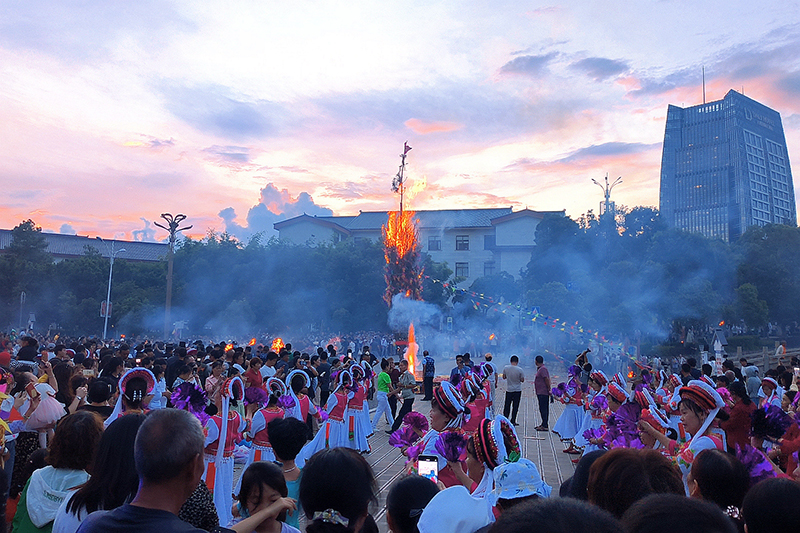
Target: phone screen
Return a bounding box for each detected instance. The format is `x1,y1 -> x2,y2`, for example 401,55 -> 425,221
418,455 -> 439,484
25,382 -> 39,399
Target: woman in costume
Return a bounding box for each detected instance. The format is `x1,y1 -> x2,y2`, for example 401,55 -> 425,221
552,365 -> 587,452
572,370 -> 609,456
460,373 -> 486,435
760,377 -> 782,409
105,367 -> 156,428
203,376 -> 247,527
299,369 -> 351,461
639,379 -> 727,494
347,364 -> 370,453
285,370 -> 321,441
359,361 -> 374,437
406,381 -> 468,488
242,378 -> 288,469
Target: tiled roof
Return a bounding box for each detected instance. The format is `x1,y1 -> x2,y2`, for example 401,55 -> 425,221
275,208 -> 522,232
0,230 -> 168,262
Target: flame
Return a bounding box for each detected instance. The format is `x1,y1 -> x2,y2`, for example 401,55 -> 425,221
628,370 -> 635,379
489,333 -> 496,341
406,323 -> 420,380
248,338 -> 257,346
382,210 -> 423,305
225,343 -> 234,352
271,338 -> 285,352
407,175 -> 427,201
719,320 -> 725,326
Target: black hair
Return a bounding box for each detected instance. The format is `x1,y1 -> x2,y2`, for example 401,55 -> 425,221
267,417 -> 309,461
67,414 -> 146,515
300,448 -> 377,533
122,376 -> 148,410
681,363 -> 691,374
690,449 -> 749,513
381,359 -> 390,370
291,373 -> 307,394
621,493 -> 737,533
561,450 -> 606,500
236,461 -> 288,521
533,355 -> 542,364
741,477 -> 800,533
728,381 -> 751,405
489,497 -> 621,533
385,475 -> 439,533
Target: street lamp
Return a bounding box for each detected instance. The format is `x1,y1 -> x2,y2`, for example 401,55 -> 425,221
592,174 -> 622,217
154,213 -> 192,340
96,237 -> 126,340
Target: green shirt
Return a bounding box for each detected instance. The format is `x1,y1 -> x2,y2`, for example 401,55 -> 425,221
377,371 -> 392,393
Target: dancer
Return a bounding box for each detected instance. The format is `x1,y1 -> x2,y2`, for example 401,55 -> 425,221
105,367 -> 156,428
347,365 -> 370,453
572,370 -> 609,456
552,365 -> 587,451
298,369 -> 351,461
203,376 -> 246,526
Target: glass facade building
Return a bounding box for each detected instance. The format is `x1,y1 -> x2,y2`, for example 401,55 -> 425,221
659,90 -> 796,241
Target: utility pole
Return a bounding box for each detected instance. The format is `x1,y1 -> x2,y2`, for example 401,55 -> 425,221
392,142 -> 412,214
96,238 -> 126,340
155,213 -> 192,340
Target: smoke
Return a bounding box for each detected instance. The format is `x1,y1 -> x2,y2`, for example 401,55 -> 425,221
219,182 -> 333,241
387,294 -> 442,331
59,224 -> 77,235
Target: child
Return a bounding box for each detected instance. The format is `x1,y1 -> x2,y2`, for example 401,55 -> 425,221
267,417 -> 310,530
233,461 -> 299,533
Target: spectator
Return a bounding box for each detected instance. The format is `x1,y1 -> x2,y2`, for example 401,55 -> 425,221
316,353 -> 331,407
587,448 -> 684,519
621,494 -> 737,533
53,414 -> 146,533
422,351 -> 435,401
449,355 -> 467,387
385,475 -> 438,533
76,409 -> 209,533
231,462 -> 299,533
77,379 -> 114,420
390,360 -> 416,433
741,478 -> 800,533
299,447 -> 377,533
417,486 -> 490,533
687,449 -> 749,532
372,360 -> 395,431
268,417 -> 309,530
719,381 -> 755,453
13,411 -> 104,532
559,450 -> 606,500
488,498 -> 621,533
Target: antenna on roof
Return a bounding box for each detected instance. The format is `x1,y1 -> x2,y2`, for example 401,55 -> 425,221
702,66 -> 706,104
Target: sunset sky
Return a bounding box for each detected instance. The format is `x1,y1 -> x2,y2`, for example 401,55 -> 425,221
1,1 -> 799,242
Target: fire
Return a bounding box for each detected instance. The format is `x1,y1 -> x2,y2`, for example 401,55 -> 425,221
406,323 -> 419,379
489,333 -> 496,341
225,343 -> 234,352
248,338 -> 257,346
382,210 -> 423,305
719,320 -> 725,326
628,370 -> 635,379
271,338 -> 285,353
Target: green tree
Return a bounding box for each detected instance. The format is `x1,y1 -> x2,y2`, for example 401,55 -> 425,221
735,283 -> 769,330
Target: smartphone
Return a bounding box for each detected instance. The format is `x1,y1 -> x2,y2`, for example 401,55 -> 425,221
25,382 -> 39,399
82,369 -> 95,377
794,367 -> 800,378
418,455 -> 439,484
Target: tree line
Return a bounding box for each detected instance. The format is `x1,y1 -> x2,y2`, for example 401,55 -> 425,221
0,210 -> 798,341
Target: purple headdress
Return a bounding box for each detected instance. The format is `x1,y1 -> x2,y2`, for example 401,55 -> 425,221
568,365 -> 582,378
278,395 -> 296,410
589,393 -> 608,412
244,386 -> 269,406
435,430 -> 468,462
641,370 -> 654,388
171,382 -> 210,426
736,444 -> 778,487
750,405 -> 792,441
403,411 -> 429,433
551,382 -> 567,398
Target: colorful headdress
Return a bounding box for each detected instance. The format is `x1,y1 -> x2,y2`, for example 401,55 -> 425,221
222,376 -> 245,401
612,372 -> 627,388
699,375 -> 716,389
761,377 -> 778,390
680,380 -> 724,445
266,377 -> 287,397
350,364 -> 365,382
640,406 -> 669,433
633,388 -> 655,410
473,415 -> 521,469
459,374 -> 481,403
360,361 -> 374,380
607,382 -> 629,403
668,374 -> 682,388
432,381 -> 467,429
106,367 -> 156,427
170,382 -> 210,425
285,370 -> 311,420
590,370 -> 609,387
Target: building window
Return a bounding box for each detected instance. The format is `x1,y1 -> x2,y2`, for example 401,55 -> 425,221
455,262 -> 469,278
484,261 -> 495,276
428,236 -> 442,251
484,235 -> 496,250
456,235 -> 469,250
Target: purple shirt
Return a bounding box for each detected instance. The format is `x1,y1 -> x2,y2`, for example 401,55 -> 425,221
534,365 -> 550,395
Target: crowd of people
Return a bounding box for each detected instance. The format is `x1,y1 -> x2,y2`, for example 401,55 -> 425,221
0,331 -> 799,533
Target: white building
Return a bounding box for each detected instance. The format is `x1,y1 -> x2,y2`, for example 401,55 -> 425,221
274,208 -> 564,286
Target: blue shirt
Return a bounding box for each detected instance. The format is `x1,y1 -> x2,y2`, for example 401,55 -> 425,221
423,357 -> 436,378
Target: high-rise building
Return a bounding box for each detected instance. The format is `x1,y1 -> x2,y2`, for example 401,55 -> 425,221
659,89 -> 796,241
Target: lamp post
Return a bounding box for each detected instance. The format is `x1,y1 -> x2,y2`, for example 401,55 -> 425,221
154,213 -> 192,340
591,174 -> 622,218
96,237 -> 126,340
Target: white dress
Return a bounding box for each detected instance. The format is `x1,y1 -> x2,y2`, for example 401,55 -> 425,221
298,390 -> 353,462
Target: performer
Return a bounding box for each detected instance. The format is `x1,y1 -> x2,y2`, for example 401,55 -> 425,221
298,369 -> 352,461
246,378 -> 287,463
105,367 -> 155,428
552,365 -> 586,451
406,381 -> 468,488
760,377 -> 782,409
203,376 -> 246,526
460,374 -> 486,435
286,369 -> 321,440
638,380 -> 727,494
573,370 -> 609,456
360,361 -> 374,438
347,365 -> 370,453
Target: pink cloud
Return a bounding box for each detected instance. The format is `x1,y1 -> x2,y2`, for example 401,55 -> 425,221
404,118 -> 463,135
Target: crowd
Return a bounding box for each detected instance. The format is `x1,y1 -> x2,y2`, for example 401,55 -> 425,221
0,331 -> 798,533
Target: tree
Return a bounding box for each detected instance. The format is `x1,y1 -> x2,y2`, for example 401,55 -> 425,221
735,283 -> 769,330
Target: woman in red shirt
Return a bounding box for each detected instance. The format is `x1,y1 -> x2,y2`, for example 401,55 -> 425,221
719,381 -> 756,453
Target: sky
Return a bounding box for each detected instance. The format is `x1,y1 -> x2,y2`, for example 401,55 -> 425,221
1,0 -> 799,242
